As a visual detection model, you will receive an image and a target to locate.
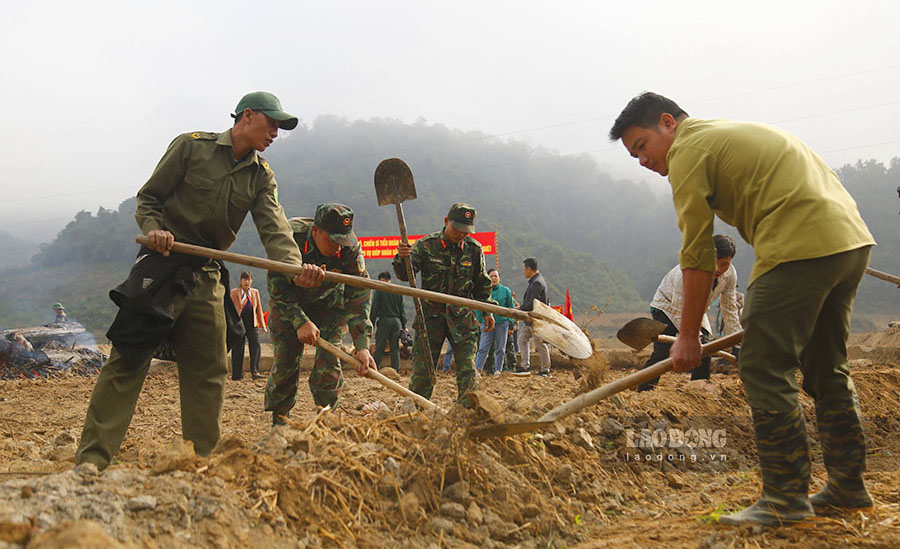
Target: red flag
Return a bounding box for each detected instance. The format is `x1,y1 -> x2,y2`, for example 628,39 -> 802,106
563,288 -> 573,321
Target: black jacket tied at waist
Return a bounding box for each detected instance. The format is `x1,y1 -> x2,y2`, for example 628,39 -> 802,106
106,246 -> 245,369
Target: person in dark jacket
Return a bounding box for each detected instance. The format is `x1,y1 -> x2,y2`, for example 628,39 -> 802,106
370,272 -> 408,370
514,257 -> 551,377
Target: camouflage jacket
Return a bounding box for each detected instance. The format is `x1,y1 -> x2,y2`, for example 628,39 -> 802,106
268,218 -> 372,350
392,230 -> 495,319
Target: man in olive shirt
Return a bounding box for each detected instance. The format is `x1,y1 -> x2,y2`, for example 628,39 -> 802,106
370,271 -> 408,370
76,92 -> 323,470
611,92 -> 875,526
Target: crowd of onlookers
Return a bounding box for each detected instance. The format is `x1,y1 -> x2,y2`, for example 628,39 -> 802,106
369,257 -> 556,377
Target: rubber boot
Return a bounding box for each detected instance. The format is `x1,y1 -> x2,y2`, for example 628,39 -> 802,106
810,396 -> 873,511
719,406 -> 814,526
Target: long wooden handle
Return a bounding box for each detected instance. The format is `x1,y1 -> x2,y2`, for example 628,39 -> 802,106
315,339 -> 438,412
395,200 -> 436,384
656,334 -> 737,362
866,267 -> 900,285
135,236 -> 530,321
539,330 -> 744,423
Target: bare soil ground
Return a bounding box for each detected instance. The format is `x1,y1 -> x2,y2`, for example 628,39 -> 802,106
1,331 -> 899,548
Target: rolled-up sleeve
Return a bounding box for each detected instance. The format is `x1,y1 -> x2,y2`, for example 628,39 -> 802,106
669,147 -> 717,273
719,268 -> 742,336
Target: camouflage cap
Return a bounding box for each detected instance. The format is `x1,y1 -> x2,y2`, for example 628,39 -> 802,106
51,302 -> 65,310
314,203 -> 357,246
447,203 -> 476,233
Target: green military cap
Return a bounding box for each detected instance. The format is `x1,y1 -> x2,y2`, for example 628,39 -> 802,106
233,91 -> 299,131
447,203 -> 477,234
314,203 -> 357,247
52,302 -> 65,310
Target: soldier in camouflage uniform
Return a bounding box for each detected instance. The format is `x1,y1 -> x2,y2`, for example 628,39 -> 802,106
394,203 -> 495,406
266,204 -> 375,424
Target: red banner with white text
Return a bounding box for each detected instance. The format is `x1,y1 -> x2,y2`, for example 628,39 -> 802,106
358,232 -> 496,260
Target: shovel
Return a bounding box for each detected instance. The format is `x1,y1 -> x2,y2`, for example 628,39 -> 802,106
315,339 -> 441,413
468,330 -> 744,439
374,158 -> 436,384
133,237 -> 592,359
617,317 -> 737,363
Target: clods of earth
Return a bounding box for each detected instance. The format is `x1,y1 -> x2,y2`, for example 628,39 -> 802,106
1,330 -> 899,548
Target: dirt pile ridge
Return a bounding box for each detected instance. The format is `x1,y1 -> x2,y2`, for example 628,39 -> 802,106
1,338 -> 899,547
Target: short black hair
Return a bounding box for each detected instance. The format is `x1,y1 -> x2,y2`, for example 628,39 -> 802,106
487,268 -> 497,275
240,271 -> 252,280
713,235 -> 737,259
523,257 -> 538,271
378,271 -> 391,281
609,92 -> 688,141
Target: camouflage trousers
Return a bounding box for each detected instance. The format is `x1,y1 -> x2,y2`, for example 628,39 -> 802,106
410,312 -> 479,405
265,305 -> 346,419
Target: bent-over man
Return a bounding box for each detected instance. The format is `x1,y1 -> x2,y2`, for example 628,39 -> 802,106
610,92 -> 875,526
638,234 -> 741,390
76,92 -> 323,470
266,204 -> 374,424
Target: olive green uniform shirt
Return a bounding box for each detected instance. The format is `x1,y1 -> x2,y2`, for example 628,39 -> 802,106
135,129 -> 302,265
667,118 -> 875,285
370,290 -> 407,330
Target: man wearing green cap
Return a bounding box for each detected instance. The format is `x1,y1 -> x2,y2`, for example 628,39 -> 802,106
265,204 -> 375,424
394,203 -> 495,405
51,303 -> 68,324
75,91 -> 324,470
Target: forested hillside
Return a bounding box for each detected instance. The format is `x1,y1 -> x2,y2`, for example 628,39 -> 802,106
1,117 -> 898,333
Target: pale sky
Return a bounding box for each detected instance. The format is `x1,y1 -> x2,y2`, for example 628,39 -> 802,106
2,0 -> 898,241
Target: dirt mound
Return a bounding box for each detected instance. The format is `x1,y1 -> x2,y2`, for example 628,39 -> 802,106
2,338 -> 900,547
849,323 -> 900,364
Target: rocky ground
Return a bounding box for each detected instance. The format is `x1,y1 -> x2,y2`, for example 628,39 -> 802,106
0,330 -> 899,548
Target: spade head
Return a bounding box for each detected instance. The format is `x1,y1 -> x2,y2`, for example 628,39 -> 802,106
374,158 -> 417,206
529,300 -> 593,359
616,317 -> 668,351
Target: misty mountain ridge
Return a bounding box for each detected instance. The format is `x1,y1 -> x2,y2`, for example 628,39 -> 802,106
1,116 -> 898,334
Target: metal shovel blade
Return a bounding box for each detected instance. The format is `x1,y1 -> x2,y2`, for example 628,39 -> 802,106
374,158 -> 417,206
530,300 -> 592,359
616,317 -> 667,352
